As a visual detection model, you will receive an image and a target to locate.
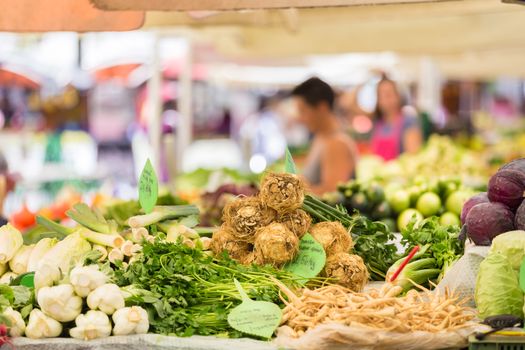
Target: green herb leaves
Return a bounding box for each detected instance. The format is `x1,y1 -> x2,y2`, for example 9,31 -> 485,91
114,240 -> 300,338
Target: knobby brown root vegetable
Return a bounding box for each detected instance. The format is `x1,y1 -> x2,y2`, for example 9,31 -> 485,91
309,221 -> 353,256
278,209 -> 311,239
240,252 -> 257,266
323,253 -> 369,292
210,224 -> 253,262
222,196 -> 276,242
276,284 -> 476,337
259,173 -> 305,214
254,223 -> 299,267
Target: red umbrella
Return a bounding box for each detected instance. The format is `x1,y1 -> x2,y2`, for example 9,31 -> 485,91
0,68 -> 40,89
94,63 -> 143,84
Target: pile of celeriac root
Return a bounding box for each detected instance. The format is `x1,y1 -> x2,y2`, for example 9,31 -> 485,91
274,279 -> 476,338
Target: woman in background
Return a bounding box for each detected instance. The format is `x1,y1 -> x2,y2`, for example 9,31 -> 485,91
371,76 -> 422,160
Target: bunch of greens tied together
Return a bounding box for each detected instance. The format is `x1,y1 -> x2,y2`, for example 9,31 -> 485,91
387,216 -> 463,292
113,240 -> 308,338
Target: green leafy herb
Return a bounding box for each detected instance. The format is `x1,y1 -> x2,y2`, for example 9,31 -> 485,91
113,240 -> 314,338
348,215 -> 399,280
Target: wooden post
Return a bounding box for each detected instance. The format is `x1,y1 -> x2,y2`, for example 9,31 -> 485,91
147,34 -> 163,174
176,37 -> 193,173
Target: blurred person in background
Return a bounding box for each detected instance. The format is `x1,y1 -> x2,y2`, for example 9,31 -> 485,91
371,76 -> 422,161
292,77 -> 357,195
240,94 -> 287,167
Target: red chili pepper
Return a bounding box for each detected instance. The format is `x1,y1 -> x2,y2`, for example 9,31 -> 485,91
390,245 -> 420,282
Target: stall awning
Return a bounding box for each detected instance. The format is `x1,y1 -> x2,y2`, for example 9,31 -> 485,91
91,0 -> 451,11
0,0 -> 144,32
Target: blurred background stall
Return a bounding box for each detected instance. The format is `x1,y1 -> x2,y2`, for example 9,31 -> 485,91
1,0 -> 525,228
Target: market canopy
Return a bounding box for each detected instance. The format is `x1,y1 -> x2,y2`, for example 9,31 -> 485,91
91,0 -> 451,11
141,0 -> 525,79
0,0 -> 144,32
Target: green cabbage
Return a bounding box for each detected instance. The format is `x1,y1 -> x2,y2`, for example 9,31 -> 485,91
490,230 -> 525,270
475,252 -> 524,319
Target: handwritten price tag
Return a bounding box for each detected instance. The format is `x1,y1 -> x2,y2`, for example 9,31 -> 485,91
139,159 -> 158,214
285,147 -> 297,174
227,279 -> 282,338
284,233 -> 326,284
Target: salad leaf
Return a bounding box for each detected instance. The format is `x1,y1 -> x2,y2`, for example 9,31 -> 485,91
0,285 -> 14,312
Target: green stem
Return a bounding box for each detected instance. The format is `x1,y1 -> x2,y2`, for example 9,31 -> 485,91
302,203 -> 330,222
303,196 -> 353,226
36,216 -> 73,237
128,205 -> 199,227
78,228 -> 124,248
194,227 -> 216,237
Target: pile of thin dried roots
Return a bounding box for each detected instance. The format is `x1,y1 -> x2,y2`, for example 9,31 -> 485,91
275,281 -> 477,338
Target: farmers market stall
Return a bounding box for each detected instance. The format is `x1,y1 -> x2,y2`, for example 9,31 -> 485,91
4,1 -> 525,350
0,155 -> 498,350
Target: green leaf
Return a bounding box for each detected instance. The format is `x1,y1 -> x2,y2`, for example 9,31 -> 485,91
67,203 -> 112,233
0,285 -> 14,311
284,148 -> 297,174
179,215 -> 200,229
36,216 -> 73,237
20,304 -> 33,319
12,286 -> 32,308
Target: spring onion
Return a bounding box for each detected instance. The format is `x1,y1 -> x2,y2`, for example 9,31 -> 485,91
386,256 -> 441,292
67,203 -> 117,234
128,205 -> 199,228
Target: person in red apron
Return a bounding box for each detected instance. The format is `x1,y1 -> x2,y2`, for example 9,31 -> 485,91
371,77 -> 422,161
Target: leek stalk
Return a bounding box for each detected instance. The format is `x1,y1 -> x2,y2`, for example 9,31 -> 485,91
128,205 -> 199,228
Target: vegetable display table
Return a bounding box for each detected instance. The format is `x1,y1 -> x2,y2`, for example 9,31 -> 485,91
2,334 -> 280,350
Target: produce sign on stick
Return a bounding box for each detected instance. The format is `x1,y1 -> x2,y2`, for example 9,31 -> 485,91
285,147 -> 297,175
284,233 -> 326,284
227,279 -> 282,338
138,159 -> 158,214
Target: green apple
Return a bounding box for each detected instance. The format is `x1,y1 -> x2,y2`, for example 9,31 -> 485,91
397,209 -> 424,231
416,192 -> 442,217
445,190 -> 472,216
389,190 -> 410,214
439,212 -> 461,227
